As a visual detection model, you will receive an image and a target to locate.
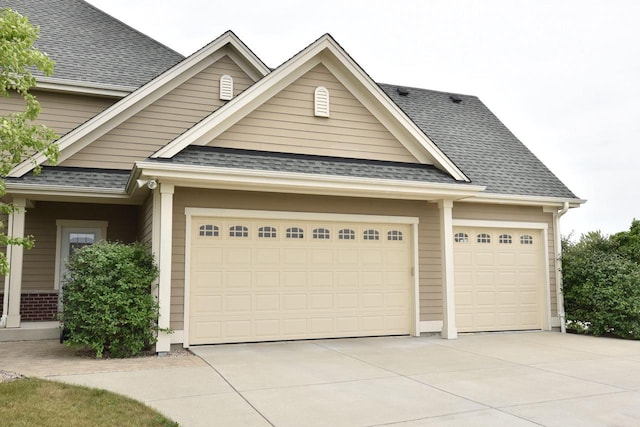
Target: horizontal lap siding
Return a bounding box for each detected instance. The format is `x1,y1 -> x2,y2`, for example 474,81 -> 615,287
169,188 -> 440,331
0,91 -> 115,137
452,202 -> 557,316
60,56 -> 253,169
21,202 -> 141,292
210,64 -> 418,163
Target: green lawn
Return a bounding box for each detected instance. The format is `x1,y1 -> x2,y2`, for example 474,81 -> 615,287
0,378 -> 178,427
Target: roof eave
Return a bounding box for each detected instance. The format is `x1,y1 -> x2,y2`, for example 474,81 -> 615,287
135,161 -> 485,201
465,192 -> 586,208
36,76 -> 136,98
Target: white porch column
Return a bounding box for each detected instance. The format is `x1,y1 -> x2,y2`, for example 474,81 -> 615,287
5,198 -> 27,328
156,183 -> 174,353
438,200 -> 457,339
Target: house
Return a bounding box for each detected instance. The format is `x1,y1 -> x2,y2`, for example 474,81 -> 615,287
0,0 -> 584,351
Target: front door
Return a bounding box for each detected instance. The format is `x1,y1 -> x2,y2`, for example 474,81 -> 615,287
56,223 -> 106,311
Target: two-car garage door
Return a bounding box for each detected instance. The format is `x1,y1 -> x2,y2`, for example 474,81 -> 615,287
188,214 -> 413,345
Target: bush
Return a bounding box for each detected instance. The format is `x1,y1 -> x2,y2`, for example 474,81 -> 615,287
562,230 -> 640,339
61,241 -> 161,357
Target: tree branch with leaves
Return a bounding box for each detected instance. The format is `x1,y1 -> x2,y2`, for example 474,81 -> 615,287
0,7 -> 59,275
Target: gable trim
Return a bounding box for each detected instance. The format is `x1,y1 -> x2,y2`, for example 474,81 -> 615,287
9,31 -> 271,178
151,34 -> 469,182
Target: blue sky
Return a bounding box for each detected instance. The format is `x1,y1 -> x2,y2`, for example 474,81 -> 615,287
87,0 -> 640,238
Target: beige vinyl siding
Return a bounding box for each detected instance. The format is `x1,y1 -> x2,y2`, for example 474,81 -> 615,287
60,56 -> 253,170
209,64 -> 419,163
452,202 -> 557,316
21,202 -> 140,292
0,90 -> 115,137
169,188 -> 440,331
139,193 -> 154,248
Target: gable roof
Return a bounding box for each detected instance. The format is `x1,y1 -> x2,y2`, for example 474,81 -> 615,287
4,0 -> 184,91
381,84 -> 578,199
8,30 -> 271,178
152,34 -> 469,182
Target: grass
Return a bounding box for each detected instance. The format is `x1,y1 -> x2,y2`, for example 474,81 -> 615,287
0,378 -> 178,427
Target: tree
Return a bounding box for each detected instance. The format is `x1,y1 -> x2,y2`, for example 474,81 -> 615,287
0,7 -> 59,275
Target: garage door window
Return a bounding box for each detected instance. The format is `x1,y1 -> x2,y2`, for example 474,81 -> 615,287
520,234 -> 534,245
229,225 -> 249,237
338,228 -> 355,240
313,228 -> 331,239
258,226 -> 277,238
499,234 -> 512,244
387,230 -> 403,241
477,233 -> 491,243
199,224 -> 219,237
363,229 -> 380,240
286,227 -> 304,239
454,232 -> 468,243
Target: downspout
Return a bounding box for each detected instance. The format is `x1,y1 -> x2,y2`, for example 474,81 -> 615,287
556,202 -> 570,333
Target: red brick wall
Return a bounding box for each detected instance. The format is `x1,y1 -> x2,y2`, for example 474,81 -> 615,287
0,292 -> 59,321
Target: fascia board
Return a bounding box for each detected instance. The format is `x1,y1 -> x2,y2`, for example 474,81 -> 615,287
5,183 -> 127,198
462,193 -> 587,207
9,32 -> 269,178
36,77 -> 135,97
136,161 -> 485,200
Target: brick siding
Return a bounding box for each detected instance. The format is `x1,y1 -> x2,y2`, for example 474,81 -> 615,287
0,292 -> 59,321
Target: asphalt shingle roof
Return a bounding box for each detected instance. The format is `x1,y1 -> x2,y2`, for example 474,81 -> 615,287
160,146 -> 462,184
6,167 -> 130,190
380,84 -> 577,199
4,0 -> 185,88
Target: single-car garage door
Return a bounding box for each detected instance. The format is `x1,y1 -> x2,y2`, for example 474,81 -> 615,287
188,214 -> 413,345
453,227 -> 544,332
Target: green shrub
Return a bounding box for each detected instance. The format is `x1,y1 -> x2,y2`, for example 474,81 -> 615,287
61,241 -> 161,357
562,231 -> 640,339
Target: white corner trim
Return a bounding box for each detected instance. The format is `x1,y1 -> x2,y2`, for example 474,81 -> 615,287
412,223 -> 420,337
420,320 -> 443,333
183,212 -> 192,348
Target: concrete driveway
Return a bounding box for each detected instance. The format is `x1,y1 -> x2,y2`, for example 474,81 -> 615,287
5,331 -> 640,426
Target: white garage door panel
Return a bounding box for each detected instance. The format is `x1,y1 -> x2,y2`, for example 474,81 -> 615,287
189,217 -> 412,344
454,227 -> 543,332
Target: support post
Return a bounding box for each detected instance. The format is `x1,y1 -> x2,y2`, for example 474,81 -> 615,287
438,200 -> 457,339
5,198 -> 27,328
156,183 -> 174,353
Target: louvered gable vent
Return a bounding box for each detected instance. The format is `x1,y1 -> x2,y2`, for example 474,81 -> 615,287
314,86 -> 330,117
220,75 -> 234,100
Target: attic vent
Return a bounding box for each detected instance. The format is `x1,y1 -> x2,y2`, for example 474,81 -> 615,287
397,87 -> 410,96
314,86 -> 330,117
220,75 -> 233,100
449,94 -> 462,104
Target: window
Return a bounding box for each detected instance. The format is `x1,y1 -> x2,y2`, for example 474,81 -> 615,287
258,226 -> 277,238
314,86 -> 330,117
454,232 -> 469,243
199,224 -> 219,237
220,75 -> 233,100
520,234 -> 534,245
477,233 -> 491,244
313,228 -> 330,239
338,229 -> 355,240
286,227 -> 304,239
387,230 -> 403,241
499,234 -> 512,244
229,225 -> 248,237
363,229 -> 380,241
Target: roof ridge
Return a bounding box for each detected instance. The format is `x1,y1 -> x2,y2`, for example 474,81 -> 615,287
379,82 -> 478,99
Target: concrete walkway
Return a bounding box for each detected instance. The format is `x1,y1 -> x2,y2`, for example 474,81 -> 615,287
2,332 -> 640,426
